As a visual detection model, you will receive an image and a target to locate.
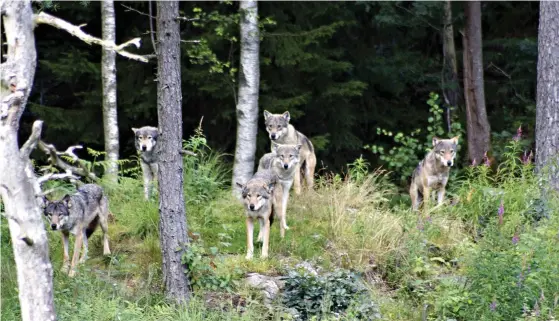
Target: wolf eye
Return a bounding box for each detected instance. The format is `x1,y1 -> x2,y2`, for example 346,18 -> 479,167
147,136 -> 152,140
450,150 -> 454,153
440,150 -> 445,154
268,125 -> 272,129
256,194 -> 261,198
277,126 -> 282,129
279,155 -> 284,159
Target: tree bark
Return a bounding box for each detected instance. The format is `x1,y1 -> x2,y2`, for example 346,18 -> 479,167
101,0 -> 119,183
232,0 -> 260,197
462,1 -> 491,165
442,0 -> 460,132
536,1 -> 559,191
156,1 -> 191,303
0,1 -> 56,320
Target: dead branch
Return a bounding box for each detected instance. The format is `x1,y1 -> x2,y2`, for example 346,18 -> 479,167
122,4 -> 154,19
180,150 -> 197,157
34,12 -> 155,62
37,172 -> 80,185
20,120 -> 43,158
37,141 -> 98,181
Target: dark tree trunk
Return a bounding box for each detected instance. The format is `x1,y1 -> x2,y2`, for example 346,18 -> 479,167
156,0 -> 191,303
232,0 -> 260,198
442,0 -> 460,132
462,1 -> 491,164
0,1 -> 56,320
536,1 -> 559,191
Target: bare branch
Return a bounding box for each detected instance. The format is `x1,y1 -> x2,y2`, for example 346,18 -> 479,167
34,12 -> 154,62
37,172 -> 80,185
37,141 -> 98,181
20,120 -> 43,158
122,4 -> 154,19
180,40 -> 201,44
176,16 -> 200,22
180,150 -> 197,157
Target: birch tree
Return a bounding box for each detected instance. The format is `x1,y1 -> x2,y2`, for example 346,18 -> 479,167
462,1 -> 491,164
101,0 -> 119,183
155,0 -> 192,303
0,1 -> 150,318
232,0 -> 260,197
535,1 -> 559,191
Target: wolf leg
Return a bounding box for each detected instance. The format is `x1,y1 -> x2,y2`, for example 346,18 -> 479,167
245,217 -> 254,260
256,218 -> 264,243
410,185 -> 420,211
304,153 -> 317,191
261,217 -> 271,259
79,230 -> 88,263
69,231 -> 84,277
293,163 -> 302,195
61,231 -> 70,273
281,180 -> 292,231
437,187 -> 446,206
140,161 -> 153,200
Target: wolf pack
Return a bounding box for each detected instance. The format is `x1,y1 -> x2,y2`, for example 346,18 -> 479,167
42,110 -> 459,276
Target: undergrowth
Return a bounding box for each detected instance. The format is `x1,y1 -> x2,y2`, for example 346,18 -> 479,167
1,125 -> 558,321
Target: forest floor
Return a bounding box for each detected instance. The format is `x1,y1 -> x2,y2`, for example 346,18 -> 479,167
1,143 -> 558,321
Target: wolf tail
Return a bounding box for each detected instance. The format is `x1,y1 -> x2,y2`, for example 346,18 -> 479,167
85,216 -> 100,239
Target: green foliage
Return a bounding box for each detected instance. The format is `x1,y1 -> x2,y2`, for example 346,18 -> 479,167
282,268 -> 382,320
365,92 -> 464,184
181,236 -> 242,293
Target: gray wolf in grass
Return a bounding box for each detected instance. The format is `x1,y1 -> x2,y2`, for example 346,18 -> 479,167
132,126 -> 159,200
43,184 -> 111,277
409,136 -> 460,212
236,169 -> 284,260
263,110 -> 317,194
258,142 -> 302,232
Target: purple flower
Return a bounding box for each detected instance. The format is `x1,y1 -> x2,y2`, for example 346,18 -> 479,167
521,150 -> 533,165
513,125 -> 522,142
471,158 -> 477,167
512,233 -> 520,245
490,300 -> 497,312
517,272 -> 524,287
498,200 -> 504,225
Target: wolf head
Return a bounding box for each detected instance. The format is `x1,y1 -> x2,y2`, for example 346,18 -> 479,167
272,142 -> 302,170
132,126 -> 159,152
263,110 -> 290,141
432,136 -> 460,167
236,181 -> 274,212
43,195 -> 72,231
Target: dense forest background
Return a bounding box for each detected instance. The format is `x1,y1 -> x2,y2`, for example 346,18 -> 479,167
22,1 -> 539,178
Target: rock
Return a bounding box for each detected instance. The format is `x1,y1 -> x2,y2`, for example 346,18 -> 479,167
245,272 -> 284,307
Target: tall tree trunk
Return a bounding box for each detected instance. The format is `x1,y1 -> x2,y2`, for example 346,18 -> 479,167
156,0 -> 191,303
535,1 -> 559,191
101,0 -> 119,183
0,1 -> 56,320
442,0 -> 460,132
232,0 -> 260,197
462,1 -> 491,164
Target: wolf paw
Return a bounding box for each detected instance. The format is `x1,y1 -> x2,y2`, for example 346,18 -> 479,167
245,254 -> 253,260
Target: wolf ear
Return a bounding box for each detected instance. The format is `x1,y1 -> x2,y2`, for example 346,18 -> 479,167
281,111 -> 290,122
267,182 -> 275,194
263,110 -> 271,120
132,127 -> 138,134
40,196 -> 49,209
450,136 -> 460,145
62,194 -> 72,208
235,182 -> 245,189
432,137 -> 440,147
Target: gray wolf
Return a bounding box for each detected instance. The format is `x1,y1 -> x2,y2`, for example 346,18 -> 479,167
263,110 -> 317,194
132,126 -> 159,200
257,142 -> 301,232
236,169 -> 284,260
43,184 -> 111,277
409,136 -> 460,212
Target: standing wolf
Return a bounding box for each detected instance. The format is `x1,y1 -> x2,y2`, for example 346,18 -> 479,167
132,126 -> 159,200
409,136 -> 460,212
43,184 -> 111,277
236,169 -> 284,260
263,110 -> 317,194
257,142 -> 301,232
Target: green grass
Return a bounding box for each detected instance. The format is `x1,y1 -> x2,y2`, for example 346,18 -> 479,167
2,138 -> 559,320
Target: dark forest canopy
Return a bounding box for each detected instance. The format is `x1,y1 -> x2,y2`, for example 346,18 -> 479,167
20,1 -> 539,175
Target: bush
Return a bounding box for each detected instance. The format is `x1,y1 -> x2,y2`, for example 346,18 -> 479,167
282,268 -> 382,320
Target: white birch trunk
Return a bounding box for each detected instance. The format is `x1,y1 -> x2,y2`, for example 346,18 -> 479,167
101,0 -> 119,183
0,1 -> 56,320
232,0 -> 260,198
536,1 -> 559,191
